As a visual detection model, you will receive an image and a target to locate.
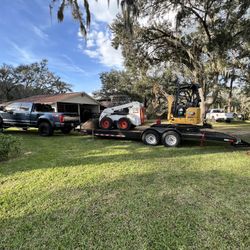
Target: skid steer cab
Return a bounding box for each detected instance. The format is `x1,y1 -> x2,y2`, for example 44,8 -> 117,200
99,102 -> 145,130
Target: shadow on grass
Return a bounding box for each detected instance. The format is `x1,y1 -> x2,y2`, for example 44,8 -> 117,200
0,168 -> 249,249
1,127 -> 249,177
2,128 -> 80,137
0,130 -> 248,177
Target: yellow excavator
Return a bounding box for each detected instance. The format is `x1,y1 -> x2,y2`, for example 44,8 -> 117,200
152,83 -> 206,125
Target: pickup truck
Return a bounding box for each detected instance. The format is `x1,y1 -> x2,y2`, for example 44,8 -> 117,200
0,102 -> 80,136
206,109 -> 234,123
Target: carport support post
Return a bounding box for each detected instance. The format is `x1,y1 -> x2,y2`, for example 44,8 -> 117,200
54,102 -> 58,112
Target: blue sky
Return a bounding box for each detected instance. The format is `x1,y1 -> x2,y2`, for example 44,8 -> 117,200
0,0 -> 123,94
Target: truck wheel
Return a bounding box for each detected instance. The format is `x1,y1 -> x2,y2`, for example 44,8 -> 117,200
142,130 -> 160,146
61,127 -> 72,134
100,117 -> 113,130
162,131 -> 181,147
38,122 -> 54,136
117,118 -> 131,130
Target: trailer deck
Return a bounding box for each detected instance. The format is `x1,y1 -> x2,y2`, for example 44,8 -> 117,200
82,123 -> 250,148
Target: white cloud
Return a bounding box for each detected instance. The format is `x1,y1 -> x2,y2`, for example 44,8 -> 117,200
54,55 -> 87,75
79,30 -> 123,68
9,41 -> 38,63
88,0 -> 120,23
84,49 -> 99,58
31,24 -> 48,40
8,41 -> 87,76
77,1 -> 123,68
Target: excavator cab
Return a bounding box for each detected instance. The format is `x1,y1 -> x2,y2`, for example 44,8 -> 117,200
169,84 -> 202,125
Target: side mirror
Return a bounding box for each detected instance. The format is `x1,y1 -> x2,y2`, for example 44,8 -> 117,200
0,106 -> 4,111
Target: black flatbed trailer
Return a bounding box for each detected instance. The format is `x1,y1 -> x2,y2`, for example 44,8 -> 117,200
82,123 -> 250,148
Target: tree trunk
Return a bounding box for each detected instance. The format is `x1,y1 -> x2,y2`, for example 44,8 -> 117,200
228,77 -> 234,113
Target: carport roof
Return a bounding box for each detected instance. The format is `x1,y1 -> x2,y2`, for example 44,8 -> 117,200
1,92 -> 100,105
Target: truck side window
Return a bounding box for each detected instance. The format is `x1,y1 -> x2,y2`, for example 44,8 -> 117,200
20,103 -> 32,112
5,103 -> 20,112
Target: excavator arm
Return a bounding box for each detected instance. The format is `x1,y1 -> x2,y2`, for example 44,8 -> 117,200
152,83 -> 175,120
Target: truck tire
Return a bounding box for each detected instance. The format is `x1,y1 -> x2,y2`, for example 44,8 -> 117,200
142,130 -> 160,146
38,121 -> 54,136
117,118 -> 131,130
100,117 -> 113,130
61,127 -> 72,134
162,131 -> 181,147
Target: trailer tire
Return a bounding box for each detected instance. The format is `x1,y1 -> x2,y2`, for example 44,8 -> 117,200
162,131 -> 181,147
38,121 -> 54,136
117,118 -> 131,130
100,117 -> 113,130
142,130 -> 160,146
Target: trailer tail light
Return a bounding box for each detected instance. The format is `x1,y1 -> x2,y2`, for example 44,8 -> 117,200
59,115 -> 64,123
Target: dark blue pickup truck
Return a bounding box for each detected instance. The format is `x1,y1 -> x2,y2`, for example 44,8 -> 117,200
0,102 -> 80,136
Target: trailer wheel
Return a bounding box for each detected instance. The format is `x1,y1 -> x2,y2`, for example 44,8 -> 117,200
142,130 -> 160,146
100,117 -> 113,130
117,118 -> 131,130
162,131 -> 181,147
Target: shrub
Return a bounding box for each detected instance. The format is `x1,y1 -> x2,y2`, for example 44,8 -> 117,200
0,134 -> 21,162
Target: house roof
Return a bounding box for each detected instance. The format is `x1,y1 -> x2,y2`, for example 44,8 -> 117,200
1,92 -> 100,106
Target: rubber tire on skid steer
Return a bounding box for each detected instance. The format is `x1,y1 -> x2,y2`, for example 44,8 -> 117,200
162,131 -> 181,147
142,130 -> 160,146
38,121 -> 54,136
117,118 -> 131,130
100,117 -> 113,130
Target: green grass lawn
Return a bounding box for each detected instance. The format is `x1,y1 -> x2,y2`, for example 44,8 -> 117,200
0,122 -> 250,249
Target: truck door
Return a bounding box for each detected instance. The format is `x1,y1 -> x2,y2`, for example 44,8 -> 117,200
30,103 -> 42,126
18,103 -> 33,126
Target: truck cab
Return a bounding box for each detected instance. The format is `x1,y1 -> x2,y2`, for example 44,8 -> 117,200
0,102 -> 80,136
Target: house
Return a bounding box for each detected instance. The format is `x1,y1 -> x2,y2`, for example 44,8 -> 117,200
2,92 -> 100,122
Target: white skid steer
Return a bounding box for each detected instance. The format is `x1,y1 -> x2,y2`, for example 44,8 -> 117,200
99,102 -> 145,130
